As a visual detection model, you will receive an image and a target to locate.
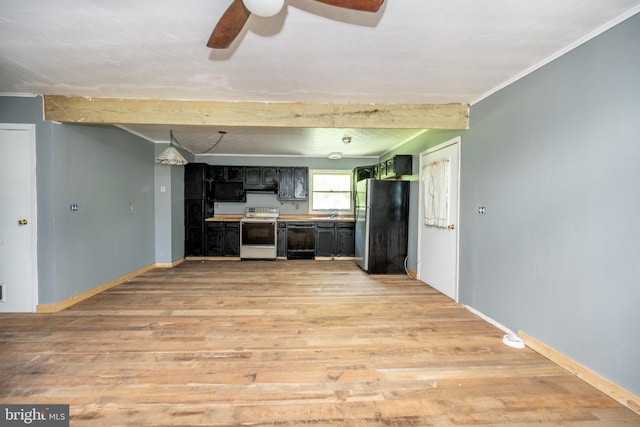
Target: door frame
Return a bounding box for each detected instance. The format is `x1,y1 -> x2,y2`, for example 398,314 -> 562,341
416,136 -> 461,302
0,123 -> 38,311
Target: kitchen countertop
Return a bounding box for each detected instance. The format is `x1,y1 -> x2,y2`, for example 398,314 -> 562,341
205,214 -> 355,222
279,214 -> 355,222
205,215 -> 244,222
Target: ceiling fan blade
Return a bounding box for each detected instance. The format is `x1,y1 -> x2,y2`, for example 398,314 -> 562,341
312,0 -> 384,12
207,0 -> 251,49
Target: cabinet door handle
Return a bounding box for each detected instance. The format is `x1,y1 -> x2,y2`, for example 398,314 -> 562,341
18,219 -> 29,225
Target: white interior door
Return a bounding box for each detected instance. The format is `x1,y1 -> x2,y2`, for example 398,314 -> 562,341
0,124 -> 37,313
417,137 -> 460,301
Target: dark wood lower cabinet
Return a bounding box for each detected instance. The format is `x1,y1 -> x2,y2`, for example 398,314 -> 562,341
205,222 -> 240,256
315,222 -> 355,257
277,222 -> 287,257
315,223 -> 336,257
194,219 -> 353,258
204,222 -> 223,256
336,223 -> 355,257
223,223 -> 240,256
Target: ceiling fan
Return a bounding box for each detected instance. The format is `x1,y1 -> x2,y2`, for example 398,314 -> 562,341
207,0 -> 385,49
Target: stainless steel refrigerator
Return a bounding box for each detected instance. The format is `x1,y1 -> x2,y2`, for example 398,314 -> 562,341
355,179 -> 410,274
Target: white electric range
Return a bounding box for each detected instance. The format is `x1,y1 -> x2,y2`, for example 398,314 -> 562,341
240,207 -> 279,260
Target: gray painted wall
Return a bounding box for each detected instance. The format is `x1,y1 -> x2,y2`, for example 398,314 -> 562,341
1,96 -> 156,304
393,14 -> 640,394
48,123 -> 156,302
154,159 -> 173,264
170,163 -> 185,261
154,143 -> 191,264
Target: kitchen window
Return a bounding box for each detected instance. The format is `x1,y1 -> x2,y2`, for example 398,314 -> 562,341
310,170 -> 353,213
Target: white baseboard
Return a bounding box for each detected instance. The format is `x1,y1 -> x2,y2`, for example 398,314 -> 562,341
464,304 -> 518,337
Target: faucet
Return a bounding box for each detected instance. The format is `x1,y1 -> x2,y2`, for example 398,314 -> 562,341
330,210 -> 339,219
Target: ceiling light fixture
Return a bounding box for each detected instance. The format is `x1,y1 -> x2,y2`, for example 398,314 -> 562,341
155,130 -> 188,166
328,152 -> 342,160
242,0 -> 285,17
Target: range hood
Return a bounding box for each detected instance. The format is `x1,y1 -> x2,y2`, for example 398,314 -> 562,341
244,182 -> 278,194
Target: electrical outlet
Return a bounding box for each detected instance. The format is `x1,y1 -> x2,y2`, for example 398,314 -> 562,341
478,206 -> 487,215
70,204 -> 79,212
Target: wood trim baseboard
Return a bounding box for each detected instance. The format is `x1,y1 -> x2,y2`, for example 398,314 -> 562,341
36,264 -> 156,313
518,330 -> 640,415
154,258 -> 185,268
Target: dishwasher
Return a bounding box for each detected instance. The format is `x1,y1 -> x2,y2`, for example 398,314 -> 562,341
286,223 -> 316,259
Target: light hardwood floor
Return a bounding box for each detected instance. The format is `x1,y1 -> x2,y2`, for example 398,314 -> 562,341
1,260 -> 639,426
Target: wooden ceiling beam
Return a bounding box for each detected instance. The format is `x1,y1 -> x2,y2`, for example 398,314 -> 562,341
43,96 -> 469,130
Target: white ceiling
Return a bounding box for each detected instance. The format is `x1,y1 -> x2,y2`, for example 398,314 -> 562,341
2,0 -> 639,157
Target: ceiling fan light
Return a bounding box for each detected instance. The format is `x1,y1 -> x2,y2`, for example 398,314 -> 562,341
242,0 -> 285,17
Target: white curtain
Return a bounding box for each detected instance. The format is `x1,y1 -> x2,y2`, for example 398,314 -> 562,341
423,158 -> 450,227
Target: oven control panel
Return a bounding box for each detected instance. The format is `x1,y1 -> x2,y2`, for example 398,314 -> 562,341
245,207 -> 279,216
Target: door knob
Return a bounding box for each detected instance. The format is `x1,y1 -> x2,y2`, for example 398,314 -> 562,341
448,224 -> 455,230
18,219 -> 28,225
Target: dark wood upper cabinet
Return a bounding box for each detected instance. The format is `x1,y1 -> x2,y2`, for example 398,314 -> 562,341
187,163 -> 307,204
278,167 -> 308,200
379,155 -> 412,179
277,168 -> 293,200
227,166 -> 244,182
211,165 -> 244,182
293,168 -> 308,200
244,167 -> 261,187
210,166 -> 225,181
262,167 -> 277,186
245,166 -> 278,191
185,163 -> 208,199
